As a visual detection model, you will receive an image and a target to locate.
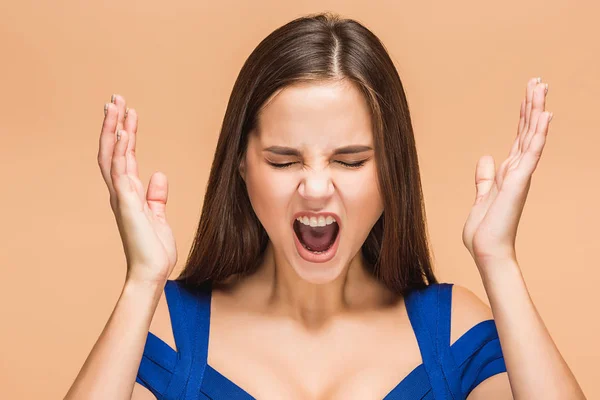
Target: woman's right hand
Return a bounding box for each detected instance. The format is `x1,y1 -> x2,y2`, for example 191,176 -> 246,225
97,94 -> 177,286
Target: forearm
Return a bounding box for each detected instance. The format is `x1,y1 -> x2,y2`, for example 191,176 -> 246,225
478,259 -> 586,399
64,279 -> 165,400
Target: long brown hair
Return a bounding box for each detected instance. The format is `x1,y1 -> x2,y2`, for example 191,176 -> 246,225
177,12 -> 438,295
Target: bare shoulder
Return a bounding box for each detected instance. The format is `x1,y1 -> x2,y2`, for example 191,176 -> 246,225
132,382 -> 157,399
449,283 -> 494,346
450,284 -> 513,399
131,287 -> 176,399
147,287 -> 177,351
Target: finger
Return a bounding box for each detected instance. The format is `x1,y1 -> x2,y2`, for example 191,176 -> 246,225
526,82 -> 547,133
123,107 -> 137,158
98,101 -> 119,197
123,108 -> 144,199
517,98 -> 526,137
520,77 -> 540,151
146,171 -> 169,220
110,129 -> 139,209
509,98 -> 526,159
523,82 -> 548,152
112,94 -> 127,136
518,111 -> 552,178
508,131 -> 521,159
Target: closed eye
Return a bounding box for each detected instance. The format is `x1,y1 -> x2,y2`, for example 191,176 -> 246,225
267,160 -> 367,169
336,160 -> 366,168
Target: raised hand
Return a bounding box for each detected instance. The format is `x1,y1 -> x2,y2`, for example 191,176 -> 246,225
97,94 -> 177,285
462,77 -> 553,268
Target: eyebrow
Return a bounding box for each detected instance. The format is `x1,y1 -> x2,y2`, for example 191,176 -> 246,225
263,145 -> 373,156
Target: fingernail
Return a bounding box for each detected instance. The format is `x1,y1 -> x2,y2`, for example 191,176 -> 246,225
544,83 -> 549,94
536,77 -> 542,84
549,112 -> 553,122
116,129 -> 122,141
111,94 -> 116,104
104,103 -> 109,115
125,107 -> 129,117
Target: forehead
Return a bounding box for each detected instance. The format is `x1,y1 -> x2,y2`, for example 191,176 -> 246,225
254,79 -> 373,148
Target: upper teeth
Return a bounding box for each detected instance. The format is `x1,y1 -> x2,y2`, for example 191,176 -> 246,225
296,215 -> 337,227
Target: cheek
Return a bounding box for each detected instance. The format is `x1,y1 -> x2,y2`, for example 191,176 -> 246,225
338,169 -> 383,211
337,169 -> 384,236
246,168 -> 296,232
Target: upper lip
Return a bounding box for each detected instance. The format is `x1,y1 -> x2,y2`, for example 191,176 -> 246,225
292,211 -> 341,228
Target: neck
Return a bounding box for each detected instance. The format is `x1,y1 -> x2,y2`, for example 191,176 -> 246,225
250,241 -> 396,327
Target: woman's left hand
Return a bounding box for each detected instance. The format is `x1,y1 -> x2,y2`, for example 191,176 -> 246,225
462,77 -> 553,270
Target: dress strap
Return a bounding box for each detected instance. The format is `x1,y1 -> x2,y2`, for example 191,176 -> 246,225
404,283 -> 462,398
161,279 -> 212,400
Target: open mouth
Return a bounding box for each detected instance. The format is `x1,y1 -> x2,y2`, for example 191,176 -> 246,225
293,219 -> 340,254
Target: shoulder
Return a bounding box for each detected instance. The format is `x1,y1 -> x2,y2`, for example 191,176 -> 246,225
447,283 -> 513,399
132,284 -> 177,398
145,279 -> 212,352
449,283 -> 494,346
409,282 -> 494,342
148,284 -> 177,351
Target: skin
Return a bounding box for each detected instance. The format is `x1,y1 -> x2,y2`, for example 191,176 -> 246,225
237,78 -> 394,323
129,76 -> 584,399
130,79 -> 506,399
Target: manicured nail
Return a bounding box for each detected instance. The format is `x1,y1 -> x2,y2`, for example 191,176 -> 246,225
104,103 -> 109,115
111,94 -> 116,104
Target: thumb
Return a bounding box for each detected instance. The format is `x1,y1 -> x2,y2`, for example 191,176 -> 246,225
146,171 -> 169,220
474,155 -> 496,205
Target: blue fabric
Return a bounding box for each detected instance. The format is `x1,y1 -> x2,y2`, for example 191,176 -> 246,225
136,280 -> 507,399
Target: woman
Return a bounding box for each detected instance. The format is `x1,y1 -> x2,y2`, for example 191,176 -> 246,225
65,12 -> 586,400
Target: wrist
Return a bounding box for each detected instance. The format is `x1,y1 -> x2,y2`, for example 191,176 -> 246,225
123,276 -> 166,300
476,256 -> 521,285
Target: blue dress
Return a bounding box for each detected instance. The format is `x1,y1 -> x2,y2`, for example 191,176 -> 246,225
136,280 -> 507,399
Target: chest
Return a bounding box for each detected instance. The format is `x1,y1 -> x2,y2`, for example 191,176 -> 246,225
206,301 -> 424,400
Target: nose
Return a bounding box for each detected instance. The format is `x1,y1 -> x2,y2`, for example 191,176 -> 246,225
298,168 -> 335,203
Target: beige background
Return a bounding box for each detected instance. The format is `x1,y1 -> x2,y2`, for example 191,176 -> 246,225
1,0 -> 598,398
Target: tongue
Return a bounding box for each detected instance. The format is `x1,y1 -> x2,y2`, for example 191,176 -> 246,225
295,221 -> 338,252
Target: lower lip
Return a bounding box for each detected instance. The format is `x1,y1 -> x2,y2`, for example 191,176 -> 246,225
292,223 -> 341,263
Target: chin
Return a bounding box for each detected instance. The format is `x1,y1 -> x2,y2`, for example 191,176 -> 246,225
291,259 -> 345,285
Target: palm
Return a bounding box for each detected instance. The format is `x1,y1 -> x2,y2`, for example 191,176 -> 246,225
99,94 -> 178,284
120,174 -> 178,272
462,77 -> 553,265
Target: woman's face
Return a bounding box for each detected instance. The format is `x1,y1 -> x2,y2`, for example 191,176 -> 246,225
240,79 -> 384,284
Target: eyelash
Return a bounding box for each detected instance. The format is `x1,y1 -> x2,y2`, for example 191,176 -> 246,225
268,160 -> 367,169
